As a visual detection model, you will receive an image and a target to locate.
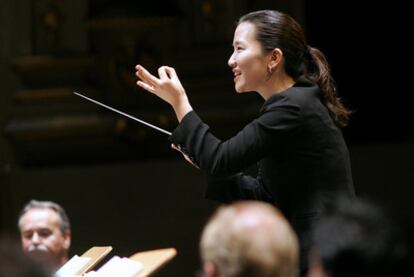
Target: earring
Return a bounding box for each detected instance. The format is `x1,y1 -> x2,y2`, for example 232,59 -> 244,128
267,65 -> 273,75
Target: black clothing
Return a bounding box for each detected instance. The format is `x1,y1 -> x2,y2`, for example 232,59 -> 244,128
169,77 -> 355,270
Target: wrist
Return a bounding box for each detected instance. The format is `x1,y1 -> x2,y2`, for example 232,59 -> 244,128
172,95 -> 193,122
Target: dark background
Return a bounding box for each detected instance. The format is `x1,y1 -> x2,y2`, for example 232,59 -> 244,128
1,1 -> 412,276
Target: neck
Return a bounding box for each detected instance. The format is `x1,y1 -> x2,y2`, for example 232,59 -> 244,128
258,72 -> 295,100
54,255 -> 68,271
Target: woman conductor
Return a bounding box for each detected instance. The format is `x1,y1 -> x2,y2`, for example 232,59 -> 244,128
135,10 -> 355,274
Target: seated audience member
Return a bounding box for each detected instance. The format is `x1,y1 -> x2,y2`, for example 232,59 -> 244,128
308,197 -> 410,277
18,200 -> 71,272
200,201 -> 299,277
0,235 -> 50,277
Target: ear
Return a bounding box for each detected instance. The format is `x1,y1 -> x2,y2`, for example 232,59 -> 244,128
267,48 -> 283,72
203,262 -> 219,277
63,230 -> 71,250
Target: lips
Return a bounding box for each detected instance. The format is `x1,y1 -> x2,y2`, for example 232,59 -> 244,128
233,70 -> 241,81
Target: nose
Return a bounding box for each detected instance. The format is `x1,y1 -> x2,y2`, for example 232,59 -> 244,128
31,232 -> 40,244
228,52 -> 236,68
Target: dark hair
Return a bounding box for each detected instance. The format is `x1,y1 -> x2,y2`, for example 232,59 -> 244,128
18,200 -> 71,235
312,197 -> 410,276
238,10 -> 351,127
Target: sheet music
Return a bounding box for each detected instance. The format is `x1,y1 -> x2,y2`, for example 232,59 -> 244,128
55,255 -> 91,276
95,256 -> 143,277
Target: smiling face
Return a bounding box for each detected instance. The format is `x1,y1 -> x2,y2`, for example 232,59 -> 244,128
228,22 -> 271,94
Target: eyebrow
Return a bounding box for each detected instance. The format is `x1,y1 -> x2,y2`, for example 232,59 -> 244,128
232,41 -> 244,47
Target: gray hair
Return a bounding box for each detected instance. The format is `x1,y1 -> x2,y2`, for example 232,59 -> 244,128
18,200 -> 71,234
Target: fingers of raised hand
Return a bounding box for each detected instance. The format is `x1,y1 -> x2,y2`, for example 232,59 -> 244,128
135,65 -> 159,87
164,66 -> 180,82
158,66 -> 170,80
136,80 -> 155,93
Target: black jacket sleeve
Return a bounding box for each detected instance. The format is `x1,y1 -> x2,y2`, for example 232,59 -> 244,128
168,99 -> 300,176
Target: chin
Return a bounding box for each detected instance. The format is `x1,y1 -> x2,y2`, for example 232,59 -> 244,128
235,84 -> 247,93
235,88 -> 249,94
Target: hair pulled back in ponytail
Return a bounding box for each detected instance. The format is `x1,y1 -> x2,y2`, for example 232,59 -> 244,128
306,47 -> 351,127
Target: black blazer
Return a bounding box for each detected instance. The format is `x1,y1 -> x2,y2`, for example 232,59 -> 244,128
169,77 -> 355,270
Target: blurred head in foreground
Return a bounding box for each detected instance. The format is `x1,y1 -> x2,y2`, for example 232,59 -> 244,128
200,201 -> 299,277
308,196 -> 410,277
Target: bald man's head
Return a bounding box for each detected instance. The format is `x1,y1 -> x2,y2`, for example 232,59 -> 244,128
200,201 -> 299,277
